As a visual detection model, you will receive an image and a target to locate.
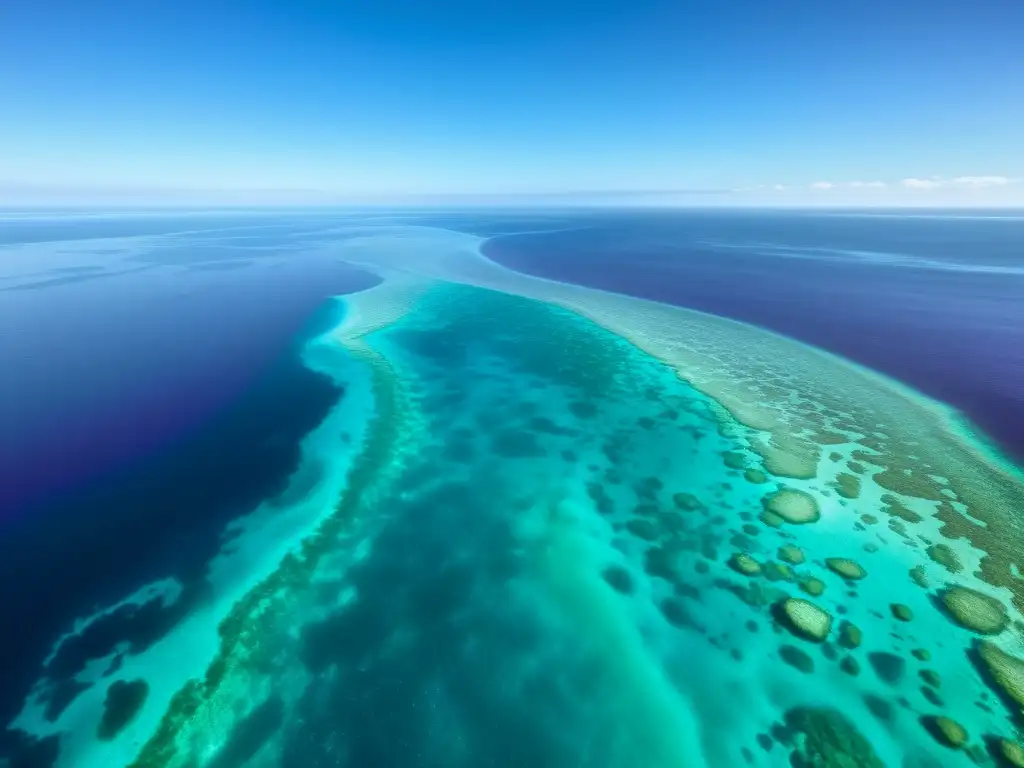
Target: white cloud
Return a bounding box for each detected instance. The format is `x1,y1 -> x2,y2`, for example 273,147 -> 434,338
952,175 -> 1013,187
903,175 -> 1016,189
737,175 -> 1018,198
901,178 -> 941,189
810,181 -> 886,190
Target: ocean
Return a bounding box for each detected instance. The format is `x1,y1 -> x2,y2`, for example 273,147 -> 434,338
1,208 -> 1022,768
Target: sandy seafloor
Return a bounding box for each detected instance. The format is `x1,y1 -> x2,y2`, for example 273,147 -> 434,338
6,221 -> 1024,768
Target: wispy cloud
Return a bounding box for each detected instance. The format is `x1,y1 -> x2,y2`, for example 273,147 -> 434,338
951,176 -> 1013,187
809,180 -> 887,190
744,176 -> 1017,193
901,175 -> 1017,189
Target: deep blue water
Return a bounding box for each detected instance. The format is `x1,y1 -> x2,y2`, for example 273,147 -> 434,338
1,208 -> 1023,766
0,212 -> 378,761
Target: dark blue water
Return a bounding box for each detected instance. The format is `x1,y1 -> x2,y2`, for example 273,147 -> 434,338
0,212 -> 378,762
482,209 -> 1024,461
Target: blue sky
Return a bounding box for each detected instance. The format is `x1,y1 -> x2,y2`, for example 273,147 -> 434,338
1,0 -> 1022,205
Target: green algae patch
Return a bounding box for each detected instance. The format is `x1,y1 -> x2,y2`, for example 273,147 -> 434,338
927,543 -> 963,573
837,621 -> 862,650
921,715 -> 968,750
974,641 -> 1024,720
763,487 -> 820,525
744,468 -> 768,484
799,575 -> 826,597
998,739 -> 1024,767
779,644 -> 815,674
881,494 -> 924,524
763,561 -> 794,582
941,586 -> 1010,635
874,467 -> 946,501
832,472 -> 861,499
728,552 -> 762,577
784,707 -> 883,767
890,603 -> 913,622
672,492 -> 705,512
910,565 -> 929,589
778,544 -> 805,565
722,450 -> 747,470
825,558 -> 866,581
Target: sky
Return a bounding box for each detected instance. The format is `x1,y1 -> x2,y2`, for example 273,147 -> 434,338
1,0 -> 1023,206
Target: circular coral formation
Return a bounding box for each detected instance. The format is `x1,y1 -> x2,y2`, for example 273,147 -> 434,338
744,468 -> 768,484
891,603 -> 913,621
728,552 -> 762,577
776,598 -> 833,643
941,586 -> 1009,635
672,492 -> 704,512
825,558 -> 867,580
97,679 -> 149,741
799,575 -> 826,597
779,644 -> 815,673
723,450 -> 747,469
763,561 -> 794,582
838,621 -> 862,649
778,544 -> 805,565
763,488 -> 820,524
921,715 -> 968,749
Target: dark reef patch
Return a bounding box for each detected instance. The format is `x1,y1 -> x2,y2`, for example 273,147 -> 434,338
97,679 -> 149,741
